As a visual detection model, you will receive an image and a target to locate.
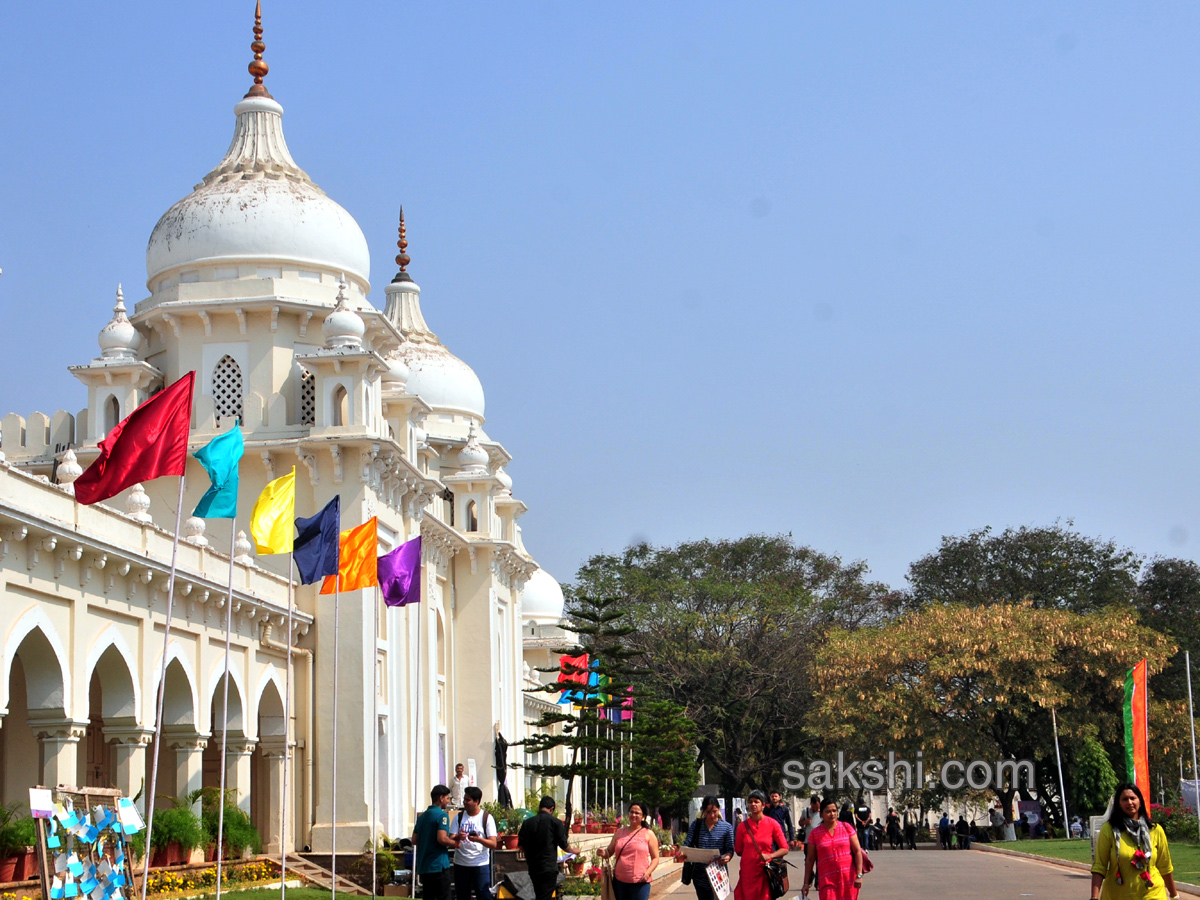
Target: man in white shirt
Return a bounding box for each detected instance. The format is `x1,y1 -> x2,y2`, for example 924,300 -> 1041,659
453,786 -> 498,900
451,763 -> 468,808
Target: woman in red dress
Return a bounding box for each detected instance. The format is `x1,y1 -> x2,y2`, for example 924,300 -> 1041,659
733,791 -> 789,900
801,797 -> 864,900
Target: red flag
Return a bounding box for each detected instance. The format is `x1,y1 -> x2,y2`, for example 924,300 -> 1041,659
74,372 -> 195,505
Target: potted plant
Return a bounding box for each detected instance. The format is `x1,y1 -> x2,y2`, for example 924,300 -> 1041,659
586,807 -> 603,834
502,808 -> 526,850
602,808 -> 619,834
11,817 -> 37,880
0,803 -> 25,883
148,799 -> 205,867
571,812 -> 583,834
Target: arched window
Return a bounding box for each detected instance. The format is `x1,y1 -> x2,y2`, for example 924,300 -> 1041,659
332,385 -> 348,427
465,500 -> 479,532
104,396 -> 120,433
299,368 -> 315,426
212,355 -> 244,422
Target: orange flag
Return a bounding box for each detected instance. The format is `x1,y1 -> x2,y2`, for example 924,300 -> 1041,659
319,517 -> 379,593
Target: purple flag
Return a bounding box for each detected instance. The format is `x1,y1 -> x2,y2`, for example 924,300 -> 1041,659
379,536 -> 422,607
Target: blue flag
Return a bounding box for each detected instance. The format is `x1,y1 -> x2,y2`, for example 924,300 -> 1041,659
294,496 -> 340,585
192,426 -> 243,519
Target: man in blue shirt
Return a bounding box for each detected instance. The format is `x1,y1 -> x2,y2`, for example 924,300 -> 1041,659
413,784 -> 460,900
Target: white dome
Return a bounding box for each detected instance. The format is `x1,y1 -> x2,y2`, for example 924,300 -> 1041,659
322,278 -> 365,349
396,341 -> 485,419
97,285 -> 141,359
382,350 -> 409,386
145,97 -> 370,288
522,568 -> 565,624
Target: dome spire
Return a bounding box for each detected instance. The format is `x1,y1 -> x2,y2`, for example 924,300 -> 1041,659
392,206 -> 412,284
244,0 -> 272,99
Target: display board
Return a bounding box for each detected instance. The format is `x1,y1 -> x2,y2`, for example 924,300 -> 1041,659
29,785 -> 144,900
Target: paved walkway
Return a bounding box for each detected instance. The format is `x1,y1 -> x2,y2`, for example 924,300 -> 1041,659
668,846 -> 1091,900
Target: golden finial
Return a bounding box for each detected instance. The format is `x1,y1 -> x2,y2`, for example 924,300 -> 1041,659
393,207 -> 412,281
245,0 -> 272,99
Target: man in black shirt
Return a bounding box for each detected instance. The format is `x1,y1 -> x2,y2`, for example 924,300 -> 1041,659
517,796 -> 574,900
765,791 -> 794,845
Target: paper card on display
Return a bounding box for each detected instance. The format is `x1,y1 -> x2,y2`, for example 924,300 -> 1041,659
68,854 -> 84,877
117,800 -> 143,834
467,758 -> 478,787
51,877 -> 64,900
90,887 -> 105,900
65,883 -> 78,898
48,834 -> 61,849
30,788 -> 55,819
54,854 -> 68,874
706,862 -> 730,900
98,860 -> 113,879
81,878 -> 98,894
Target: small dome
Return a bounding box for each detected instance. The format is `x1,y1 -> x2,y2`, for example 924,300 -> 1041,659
145,96 -> 370,289
495,466 -> 513,497
322,278 -> 365,349
457,422 -> 489,474
382,349 -> 409,386
522,568 -> 565,624
97,285 -> 141,359
396,341 -> 485,419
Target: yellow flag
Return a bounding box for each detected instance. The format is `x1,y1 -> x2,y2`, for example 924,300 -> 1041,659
250,467 -> 296,554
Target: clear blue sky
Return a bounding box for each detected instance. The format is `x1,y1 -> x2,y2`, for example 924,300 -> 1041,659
2,2 -> 1199,590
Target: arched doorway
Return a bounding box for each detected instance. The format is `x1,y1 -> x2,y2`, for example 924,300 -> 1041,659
252,679 -> 286,852
2,623 -> 66,804
83,644 -> 137,791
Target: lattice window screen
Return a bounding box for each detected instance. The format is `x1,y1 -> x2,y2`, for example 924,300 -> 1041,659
213,355 -> 244,421
300,368 -> 315,425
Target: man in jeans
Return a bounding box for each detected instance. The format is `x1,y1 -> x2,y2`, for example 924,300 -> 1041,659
518,796 -> 573,900
412,784 -> 459,900
453,787 -> 498,900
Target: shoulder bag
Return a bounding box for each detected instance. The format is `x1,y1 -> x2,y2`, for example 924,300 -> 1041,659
681,819 -> 699,886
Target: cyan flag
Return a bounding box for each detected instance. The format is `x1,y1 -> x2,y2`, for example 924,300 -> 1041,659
192,426 -> 243,519
294,496 -> 340,585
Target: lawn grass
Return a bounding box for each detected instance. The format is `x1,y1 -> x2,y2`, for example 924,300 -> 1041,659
202,889 -> 333,900
1005,838 -> 1200,884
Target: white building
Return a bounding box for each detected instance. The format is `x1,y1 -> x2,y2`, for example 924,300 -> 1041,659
0,10 -> 570,858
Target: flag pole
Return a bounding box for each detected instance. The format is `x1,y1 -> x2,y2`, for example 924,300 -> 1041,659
1187,650 -> 1199,844
411,593 -> 421,900
372,585 -> 380,900
280,550 -> 295,900
1051,708 -> 1069,838
139,473 -> 188,900
332,576 -> 341,900
215,519 -> 238,900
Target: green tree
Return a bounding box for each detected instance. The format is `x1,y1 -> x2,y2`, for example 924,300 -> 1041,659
571,534 -> 896,816
905,523 -> 1141,613
1067,729 -> 1119,817
627,699 -> 700,821
522,591 -> 637,825
1135,557 -> 1200,702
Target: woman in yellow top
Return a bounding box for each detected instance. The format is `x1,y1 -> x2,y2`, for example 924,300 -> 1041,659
1090,782 -> 1179,900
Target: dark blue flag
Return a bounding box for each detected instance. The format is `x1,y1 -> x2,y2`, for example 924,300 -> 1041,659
293,496 -> 340,585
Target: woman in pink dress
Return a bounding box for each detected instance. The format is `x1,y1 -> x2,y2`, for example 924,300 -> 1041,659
733,791 -> 789,900
801,798 -> 864,900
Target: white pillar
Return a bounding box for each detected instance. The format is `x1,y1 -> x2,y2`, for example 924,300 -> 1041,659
259,739 -> 289,854
105,728 -> 155,813
228,740 -> 257,814
171,736 -> 208,812
36,720 -> 87,787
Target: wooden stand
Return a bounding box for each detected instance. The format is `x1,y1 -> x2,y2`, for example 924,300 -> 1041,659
32,785 -> 141,900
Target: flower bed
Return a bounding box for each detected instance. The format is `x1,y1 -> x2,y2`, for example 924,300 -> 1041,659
143,860 -> 281,895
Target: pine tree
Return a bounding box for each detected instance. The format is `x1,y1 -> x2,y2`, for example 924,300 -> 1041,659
522,592 -> 639,825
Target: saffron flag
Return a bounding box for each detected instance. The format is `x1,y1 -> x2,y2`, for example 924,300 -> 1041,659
249,468 -> 295,554
378,536 -> 422,607
320,518 -> 379,594
293,496 -> 340,585
192,426 -> 243,519
1124,659 -> 1150,798
74,372 -> 195,505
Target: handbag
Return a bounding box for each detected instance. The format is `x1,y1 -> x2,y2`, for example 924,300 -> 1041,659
600,861 -> 616,900
681,819 -> 698,886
